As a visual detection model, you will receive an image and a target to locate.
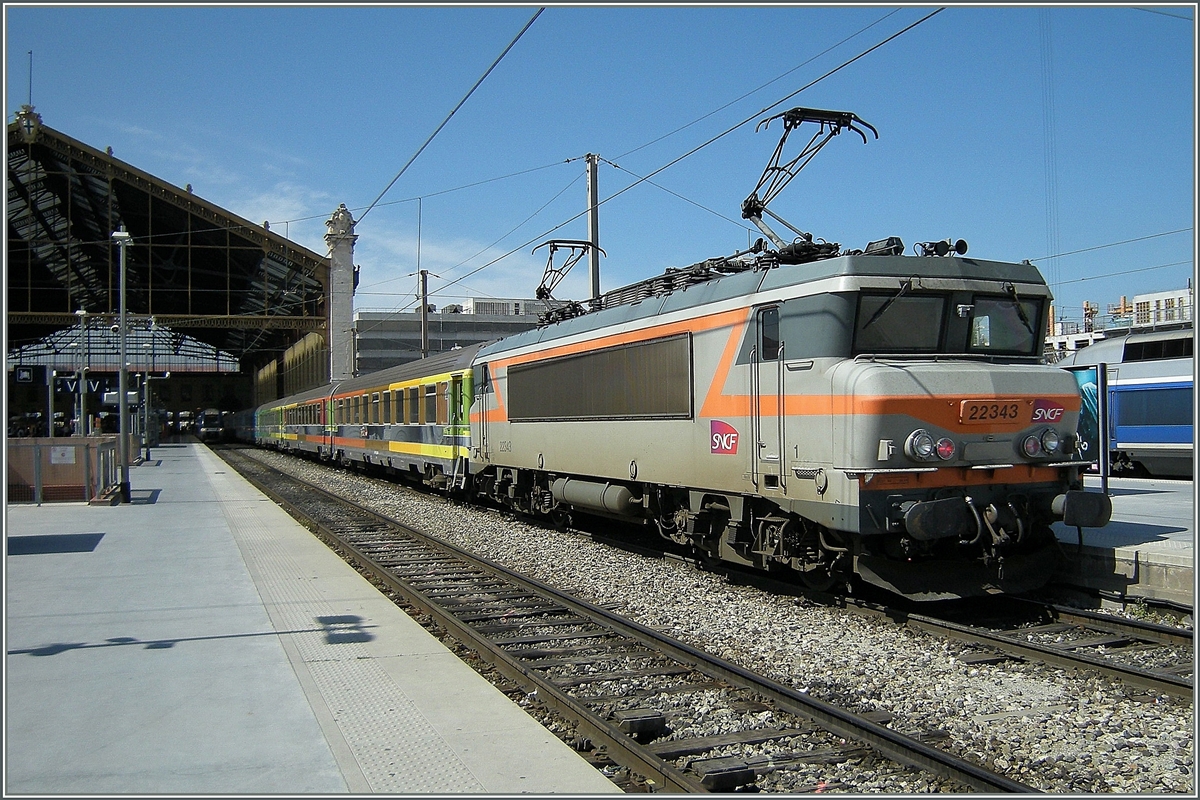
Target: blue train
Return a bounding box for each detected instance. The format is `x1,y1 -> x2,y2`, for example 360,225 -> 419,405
1059,325 -> 1193,478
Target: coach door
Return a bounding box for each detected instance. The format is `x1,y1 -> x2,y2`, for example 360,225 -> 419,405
752,306 -> 785,492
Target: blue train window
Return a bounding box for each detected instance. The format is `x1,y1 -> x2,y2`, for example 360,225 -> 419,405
1116,386 -> 1193,427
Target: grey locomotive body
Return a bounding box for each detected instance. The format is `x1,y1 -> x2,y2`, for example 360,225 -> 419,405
469,252 -> 1112,599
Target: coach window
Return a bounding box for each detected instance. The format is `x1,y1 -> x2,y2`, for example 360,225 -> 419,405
371,392 -> 380,424
382,391 -> 391,424
394,390 -> 404,425
425,385 -> 437,424
408,387 -> 420,424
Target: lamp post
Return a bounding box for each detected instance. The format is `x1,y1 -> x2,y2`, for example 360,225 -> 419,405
75,309 -> 88,436
142,319 -> 157,460
112,226 -> 132,503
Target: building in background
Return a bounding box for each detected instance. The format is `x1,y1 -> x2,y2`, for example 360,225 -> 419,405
353,298 -> 562,374
1045,283 -> 1193,360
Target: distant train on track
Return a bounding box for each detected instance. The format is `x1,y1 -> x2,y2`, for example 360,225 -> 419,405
238,107 -> 1113,601
1058,325 -> 1194,478
196,408 -> 226,443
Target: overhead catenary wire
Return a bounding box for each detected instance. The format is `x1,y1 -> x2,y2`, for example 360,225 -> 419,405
355,7 -> 545,226
601,157 -> 747,230
614,7 -> 904,162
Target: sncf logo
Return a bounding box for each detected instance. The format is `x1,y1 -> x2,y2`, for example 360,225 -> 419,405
1032,400 -> 1066,422
711,420 -> 739,455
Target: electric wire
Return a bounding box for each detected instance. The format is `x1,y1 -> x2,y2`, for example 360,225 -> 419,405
355,7 -> 544,226
614,7 -> 903,161
1031,228 -> 1192,262
601,157 -> 748,230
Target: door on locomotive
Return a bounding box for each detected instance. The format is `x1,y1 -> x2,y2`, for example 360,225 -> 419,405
752,305 -> 784,492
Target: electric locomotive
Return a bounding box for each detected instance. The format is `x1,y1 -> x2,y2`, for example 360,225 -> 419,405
469,247 -> 1113,599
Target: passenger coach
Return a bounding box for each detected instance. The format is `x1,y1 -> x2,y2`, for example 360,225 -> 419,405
257,344 -> 479,490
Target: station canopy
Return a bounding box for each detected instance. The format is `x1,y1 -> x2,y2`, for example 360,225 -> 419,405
6,106 -> 329,374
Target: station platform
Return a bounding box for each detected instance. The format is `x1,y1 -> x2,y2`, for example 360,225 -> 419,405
1051,475 -> 1195,609
4,442 -> 621,795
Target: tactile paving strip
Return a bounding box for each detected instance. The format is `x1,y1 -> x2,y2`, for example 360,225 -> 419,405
214,493 -> 486,794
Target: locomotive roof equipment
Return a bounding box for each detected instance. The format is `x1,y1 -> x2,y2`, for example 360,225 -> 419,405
741,106 -> 879,264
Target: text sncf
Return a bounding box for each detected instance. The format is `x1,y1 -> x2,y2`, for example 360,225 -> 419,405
711,420 -> 739,455
1032,399 -> 1066,422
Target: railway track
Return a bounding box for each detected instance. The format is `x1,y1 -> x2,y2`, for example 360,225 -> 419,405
214,445 -> 1035,793
884,596 -> 1193,700
587,533 -> 1194,702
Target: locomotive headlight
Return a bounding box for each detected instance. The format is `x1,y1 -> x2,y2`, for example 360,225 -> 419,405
1040,429 -> 1060,454
906,429 -> 936,460
1022,434 -> 1043,457
935,437 -> 956,460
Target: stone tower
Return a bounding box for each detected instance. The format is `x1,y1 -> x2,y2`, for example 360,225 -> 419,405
325,203 -> 358,381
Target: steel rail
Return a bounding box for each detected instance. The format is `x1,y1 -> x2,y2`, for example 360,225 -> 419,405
1007,597 -> 1194,648
220,447 -> 1037,794
899,610 -> 1192,699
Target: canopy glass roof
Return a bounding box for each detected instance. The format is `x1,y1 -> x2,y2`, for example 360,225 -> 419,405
7,106 -> 329,374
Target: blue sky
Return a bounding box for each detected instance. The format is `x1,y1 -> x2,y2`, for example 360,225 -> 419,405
5,4 -> 1195,328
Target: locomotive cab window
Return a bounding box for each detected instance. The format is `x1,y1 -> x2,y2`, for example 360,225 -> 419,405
853,293 -> 945,353
967,295 -> 1042,356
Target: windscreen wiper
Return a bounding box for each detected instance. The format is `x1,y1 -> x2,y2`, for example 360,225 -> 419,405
1004,282 -> 1035,335
862,278 -> 913,330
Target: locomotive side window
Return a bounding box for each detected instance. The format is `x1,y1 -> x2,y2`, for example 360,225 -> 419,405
759,307 -> 780,361
853,294 -> 945,353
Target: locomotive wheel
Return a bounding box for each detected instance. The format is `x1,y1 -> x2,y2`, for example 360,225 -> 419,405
797,563 -> 839,592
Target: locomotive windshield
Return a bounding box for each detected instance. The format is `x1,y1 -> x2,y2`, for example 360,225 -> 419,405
966,295 -> 1042,355
852,292 -> 1045,357
853,294 -> 945,353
